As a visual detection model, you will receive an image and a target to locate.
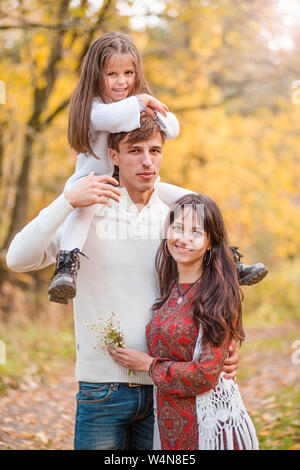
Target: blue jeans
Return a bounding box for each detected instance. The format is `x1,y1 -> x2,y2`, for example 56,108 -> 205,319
74,382 -> 154,450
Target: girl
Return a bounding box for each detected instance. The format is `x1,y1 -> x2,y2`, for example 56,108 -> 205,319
108,193 -> 259,450
48,31 -> 267,304
48,31 -> 181,303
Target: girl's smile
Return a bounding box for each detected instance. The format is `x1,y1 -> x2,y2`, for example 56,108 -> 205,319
104,53 -> 136,102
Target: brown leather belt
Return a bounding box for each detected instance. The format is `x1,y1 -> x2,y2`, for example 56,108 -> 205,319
110,383 -> 142,388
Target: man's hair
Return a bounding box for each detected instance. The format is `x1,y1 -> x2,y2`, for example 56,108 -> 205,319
108,113 -> 166,152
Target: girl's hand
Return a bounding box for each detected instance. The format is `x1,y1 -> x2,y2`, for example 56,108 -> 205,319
108,346 -> 154,372
138,94 -> 169,117
65,171 -> 122,208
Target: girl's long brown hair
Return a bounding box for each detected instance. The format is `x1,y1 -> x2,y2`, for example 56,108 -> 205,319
152,193 -> 245,347
68,31 -> 152,158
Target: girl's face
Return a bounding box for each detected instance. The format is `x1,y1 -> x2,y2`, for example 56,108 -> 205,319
167,206 -> 211,272
103,53 -> 136,102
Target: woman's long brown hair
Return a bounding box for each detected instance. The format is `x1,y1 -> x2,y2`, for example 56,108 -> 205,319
152,193 -> 245,347
68,31 -> 152,158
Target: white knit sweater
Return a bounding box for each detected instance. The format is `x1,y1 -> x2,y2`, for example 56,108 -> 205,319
6,188 -> 170,384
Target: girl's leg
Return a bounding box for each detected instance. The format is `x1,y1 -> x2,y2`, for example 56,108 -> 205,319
60,206 -> 97,251
48,205 -> 97,304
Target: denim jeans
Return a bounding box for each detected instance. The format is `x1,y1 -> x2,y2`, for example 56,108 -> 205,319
74,382 -> 154,450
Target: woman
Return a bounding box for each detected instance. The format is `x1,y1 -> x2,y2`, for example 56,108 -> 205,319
109,194 -> 259,450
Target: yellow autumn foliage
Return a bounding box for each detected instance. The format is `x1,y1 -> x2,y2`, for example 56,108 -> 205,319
0,0 -> 299,272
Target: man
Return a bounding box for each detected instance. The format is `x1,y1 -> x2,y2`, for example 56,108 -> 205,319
7,114 -> 240,450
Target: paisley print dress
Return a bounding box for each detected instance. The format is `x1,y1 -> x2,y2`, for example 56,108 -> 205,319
146,282 -> 233,450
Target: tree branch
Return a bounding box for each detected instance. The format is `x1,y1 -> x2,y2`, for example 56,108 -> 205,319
0,19 -> 92,31
0,0 -> 114,33
40,97 -> 71,129
172,92 -> 242,113
76,0 -> 115,68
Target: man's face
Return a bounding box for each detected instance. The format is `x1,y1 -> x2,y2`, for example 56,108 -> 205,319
110,132 -> 163,199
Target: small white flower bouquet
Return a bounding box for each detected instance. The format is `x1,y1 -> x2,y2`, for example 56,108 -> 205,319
84,312 -> 135,375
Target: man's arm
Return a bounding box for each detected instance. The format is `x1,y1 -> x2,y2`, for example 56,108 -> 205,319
6,194 -> 74,272
6,173 -> 122,273
154,181 -> 195,207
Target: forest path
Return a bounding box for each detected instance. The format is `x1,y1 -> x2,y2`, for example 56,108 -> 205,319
0,322 -> 299,450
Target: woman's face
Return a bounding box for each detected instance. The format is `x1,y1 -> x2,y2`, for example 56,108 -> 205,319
167,206 -> 211,272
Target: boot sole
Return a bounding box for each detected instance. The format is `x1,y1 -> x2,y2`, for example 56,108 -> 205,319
239,267 -> 268,286
49,295 -> 69,305
48,283 -> 76,304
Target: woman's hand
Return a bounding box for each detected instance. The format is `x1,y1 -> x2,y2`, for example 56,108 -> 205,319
108,347 -> 154,373
64,171 -> 122,208
138,94 -> 169,117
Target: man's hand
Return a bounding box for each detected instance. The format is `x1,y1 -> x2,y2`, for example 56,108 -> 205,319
64,172 -> 122,208
223,339 -> 239,381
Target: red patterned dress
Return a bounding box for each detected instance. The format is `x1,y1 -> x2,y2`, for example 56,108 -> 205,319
146,282 -> 229,451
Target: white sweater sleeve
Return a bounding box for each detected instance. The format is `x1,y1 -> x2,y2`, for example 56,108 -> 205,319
90,97 -> 180,138
154,181 -> 196,207
6,194 -> 75,272
154,111 -> 180,140
90,96 -> 141,132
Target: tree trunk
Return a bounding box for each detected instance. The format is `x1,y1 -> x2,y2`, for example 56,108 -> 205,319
3,1 -> 71,249
3,129 -> 35,247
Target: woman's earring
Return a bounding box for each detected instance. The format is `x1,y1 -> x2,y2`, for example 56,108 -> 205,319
163,240 -> 171,257
203,249 -> 212,266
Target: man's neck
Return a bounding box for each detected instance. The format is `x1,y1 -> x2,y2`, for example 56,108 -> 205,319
120,184 -> 155,211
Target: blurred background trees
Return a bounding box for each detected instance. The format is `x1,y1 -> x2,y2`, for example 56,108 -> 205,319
0,0 -> 299,318
0,0 -> 299,451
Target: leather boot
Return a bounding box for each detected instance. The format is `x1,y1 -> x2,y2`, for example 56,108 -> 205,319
230,246 -> 268,286
48,249 -> 88,304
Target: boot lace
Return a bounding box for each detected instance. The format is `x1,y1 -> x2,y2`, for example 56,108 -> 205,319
230,246 -> 244,263
52,249 -> 89,278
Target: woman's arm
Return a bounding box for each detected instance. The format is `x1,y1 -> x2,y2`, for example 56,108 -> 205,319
108,339 -> 228,398
149,340 -> 228,398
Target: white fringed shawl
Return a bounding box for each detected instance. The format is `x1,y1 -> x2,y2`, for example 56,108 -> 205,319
153,326 -> 259,450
